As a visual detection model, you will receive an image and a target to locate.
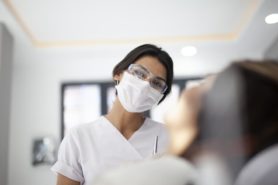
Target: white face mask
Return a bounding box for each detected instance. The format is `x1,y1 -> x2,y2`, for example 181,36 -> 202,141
115,72 -> 164,113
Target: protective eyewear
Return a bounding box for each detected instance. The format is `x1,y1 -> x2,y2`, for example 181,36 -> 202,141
127,64 -> 168,94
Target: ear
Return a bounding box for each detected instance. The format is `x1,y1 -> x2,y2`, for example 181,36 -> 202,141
113,72 -> 123,81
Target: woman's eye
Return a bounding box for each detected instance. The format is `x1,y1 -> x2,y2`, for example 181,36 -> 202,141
134,70 -> 147,79
152,80 -> 163,89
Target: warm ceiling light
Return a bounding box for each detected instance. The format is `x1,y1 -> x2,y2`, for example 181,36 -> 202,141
265,13 -> 278,24
181,46 -> 197,57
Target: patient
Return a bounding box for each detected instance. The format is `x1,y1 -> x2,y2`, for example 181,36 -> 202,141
185,60 -> 278,184
94,59 -> 278,185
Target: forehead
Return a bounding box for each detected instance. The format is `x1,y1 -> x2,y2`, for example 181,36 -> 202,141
134,56 -> 167,80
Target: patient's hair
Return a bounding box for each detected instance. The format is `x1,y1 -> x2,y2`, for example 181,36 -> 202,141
236,60 -> 278,158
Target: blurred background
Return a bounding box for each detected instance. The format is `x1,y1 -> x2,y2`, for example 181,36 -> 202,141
0,0 -> 277,185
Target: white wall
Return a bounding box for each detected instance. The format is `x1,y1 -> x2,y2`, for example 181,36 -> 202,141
8,41 -> 122,185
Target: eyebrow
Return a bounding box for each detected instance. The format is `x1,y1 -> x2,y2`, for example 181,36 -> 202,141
156,76 -> 167,82
138,64 -> 150,74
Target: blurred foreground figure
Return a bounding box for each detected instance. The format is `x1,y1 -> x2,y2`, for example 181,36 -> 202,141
93,60 -> 278,185
189,61 -> 278,185
189,60 -> 278,185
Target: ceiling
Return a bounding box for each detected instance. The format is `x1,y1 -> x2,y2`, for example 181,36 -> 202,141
0,0 -> 278,74
2,0 -> 270,46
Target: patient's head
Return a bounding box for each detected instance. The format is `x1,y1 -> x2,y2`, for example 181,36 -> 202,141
198,60 -> 278,156
166,59 -> 278,179
194,59 -> 278,178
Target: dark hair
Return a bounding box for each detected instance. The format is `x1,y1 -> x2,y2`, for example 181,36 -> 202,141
112,44 -> 174,103
190,59 -> 278,179
233,60 -> 278,158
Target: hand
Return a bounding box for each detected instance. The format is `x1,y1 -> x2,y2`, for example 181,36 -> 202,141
165,76 -> 215,155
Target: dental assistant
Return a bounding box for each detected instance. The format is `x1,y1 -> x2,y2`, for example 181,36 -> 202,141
51,44 -> 174,185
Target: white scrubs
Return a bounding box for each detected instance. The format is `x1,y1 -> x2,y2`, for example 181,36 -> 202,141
51,116 -> 169,185
94,155 -> 198,185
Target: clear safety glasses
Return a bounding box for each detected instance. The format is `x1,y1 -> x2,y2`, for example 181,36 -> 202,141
127,64 -> 168,94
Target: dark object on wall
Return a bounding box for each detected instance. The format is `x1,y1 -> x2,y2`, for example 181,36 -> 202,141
32,137 -> 57,166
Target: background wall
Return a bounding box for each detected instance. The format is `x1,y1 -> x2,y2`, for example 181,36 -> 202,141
8,47 -> 119,185
0,24 -> 13,185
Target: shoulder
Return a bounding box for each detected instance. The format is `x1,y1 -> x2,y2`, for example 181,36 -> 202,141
145,117 -> 163,125
235,145 -> 278,185
66,116 -> 106,140
145,118 -> 168,138
145,118 -> 167,130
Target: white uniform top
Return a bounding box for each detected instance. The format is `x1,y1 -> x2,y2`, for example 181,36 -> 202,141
51,116 -> 169,185
94,155 -> 198,185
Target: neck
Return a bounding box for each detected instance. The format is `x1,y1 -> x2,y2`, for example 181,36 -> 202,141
105,98 -> 145,139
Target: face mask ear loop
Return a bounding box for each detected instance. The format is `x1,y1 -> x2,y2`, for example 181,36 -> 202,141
114,79 -> 120,85
114,80 -> 120,96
